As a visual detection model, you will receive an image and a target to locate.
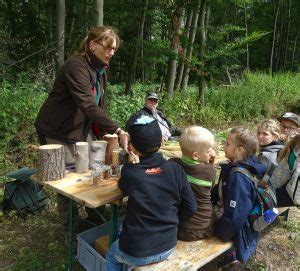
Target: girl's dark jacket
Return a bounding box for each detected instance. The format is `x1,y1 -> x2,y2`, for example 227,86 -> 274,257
211,155 -> 266,262
35,51 -> 119,143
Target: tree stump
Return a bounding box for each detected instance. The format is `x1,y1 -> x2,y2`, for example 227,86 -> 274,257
38,144 -> 65,181
75,142 -> 89,173
89,140 -> 108,169
103,134 -> 119,165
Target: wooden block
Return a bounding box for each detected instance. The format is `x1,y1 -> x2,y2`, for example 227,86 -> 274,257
94,235 -> 109,258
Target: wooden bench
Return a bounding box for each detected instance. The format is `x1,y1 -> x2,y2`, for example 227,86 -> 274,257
135,207 -> 290,271
135,237 -> 232,271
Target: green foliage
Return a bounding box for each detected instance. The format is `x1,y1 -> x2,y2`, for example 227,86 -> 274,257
0,70 -> 50,176
161,72 -> 300,129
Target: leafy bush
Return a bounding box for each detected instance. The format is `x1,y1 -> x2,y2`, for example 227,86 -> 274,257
0,71 -> 50,175
161,72 -> 300,129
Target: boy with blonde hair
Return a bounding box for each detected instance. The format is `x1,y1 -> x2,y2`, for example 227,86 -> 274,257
170,126 -> 216,241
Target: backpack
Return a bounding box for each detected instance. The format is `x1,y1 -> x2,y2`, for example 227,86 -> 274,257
285,146 -> 300,205
230,167 -> 277,225
1,167 -> 49,218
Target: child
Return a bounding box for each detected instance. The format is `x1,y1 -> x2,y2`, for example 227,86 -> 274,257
271,134 -> 300,207
257,119 -> 284,174
105,116 -> 197,271
211,127 -> 266,269
277,112 -> 300,141
170,126 -> 216,241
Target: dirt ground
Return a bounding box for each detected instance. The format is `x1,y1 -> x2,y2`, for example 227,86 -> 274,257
0,141 -> 299,270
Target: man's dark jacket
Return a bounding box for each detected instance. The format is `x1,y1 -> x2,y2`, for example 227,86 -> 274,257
35,52 -> 119,143
118,152 -> 197,257
126,107 -> 177,135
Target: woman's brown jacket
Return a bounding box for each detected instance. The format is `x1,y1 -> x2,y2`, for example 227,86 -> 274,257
35,53 -> 119,143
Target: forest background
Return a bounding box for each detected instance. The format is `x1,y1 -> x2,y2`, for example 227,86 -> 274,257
0,0 -> 299,270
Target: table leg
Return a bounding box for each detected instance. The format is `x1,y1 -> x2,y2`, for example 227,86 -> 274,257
67,199 -> 73,271
109,204 -> 119,246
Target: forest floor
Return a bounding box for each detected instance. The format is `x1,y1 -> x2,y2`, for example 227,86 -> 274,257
0,141 -> 299,271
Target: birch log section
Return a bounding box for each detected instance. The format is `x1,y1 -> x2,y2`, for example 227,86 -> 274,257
75,142 -> 89,173
103,134 -> 119,165
89,140 -> 108,169
38,144 -> 65,181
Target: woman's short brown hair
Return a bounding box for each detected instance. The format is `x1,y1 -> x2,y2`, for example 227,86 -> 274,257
230,127 -> 258,158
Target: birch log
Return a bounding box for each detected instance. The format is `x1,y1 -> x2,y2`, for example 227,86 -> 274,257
103,134 -> 119,165
89,140 -> 107,169
75,142 -> 89,173
38,144 -> 65,181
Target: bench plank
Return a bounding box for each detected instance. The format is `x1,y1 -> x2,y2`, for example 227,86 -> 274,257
135,237 -> 232,271
136,208 -> 289,271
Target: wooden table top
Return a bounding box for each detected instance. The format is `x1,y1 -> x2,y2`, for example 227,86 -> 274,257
31,171 -> 123,208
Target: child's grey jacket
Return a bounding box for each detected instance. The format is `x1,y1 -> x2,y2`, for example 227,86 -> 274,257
258,141 -> 284,175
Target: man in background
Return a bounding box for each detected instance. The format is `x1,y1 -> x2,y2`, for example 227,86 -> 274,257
126,92 -> 180,141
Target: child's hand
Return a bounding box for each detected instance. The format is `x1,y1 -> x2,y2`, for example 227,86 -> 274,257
209,149 -> 216,164
130,151 -> 140,164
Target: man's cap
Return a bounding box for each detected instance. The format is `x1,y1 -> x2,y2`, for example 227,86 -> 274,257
277,112 -> 300,127
127,116 -> 162,154
146,92 -> 159,100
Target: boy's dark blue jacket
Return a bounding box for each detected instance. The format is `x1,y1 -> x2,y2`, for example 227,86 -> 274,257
211,155 -> 266,262
118,152 -> 197,257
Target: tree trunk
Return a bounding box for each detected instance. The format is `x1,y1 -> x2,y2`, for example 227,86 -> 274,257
38,144 -> 65,181
95,0 -> 104,26
125,0 -> 148,95
275,11 -> 284,72
244,5 -> 250,71
269,2 -> 279,74
291,36 -> 297,68
84,0 -> 89,33
56,0 -> 65,69
198,0 -> 207,106
283,0 -> 291,67
181,0 -> 201,92
175,8 -> 193,91
68,0 -> 77,55
166,6 -> 184,97
49,1 -> 54,41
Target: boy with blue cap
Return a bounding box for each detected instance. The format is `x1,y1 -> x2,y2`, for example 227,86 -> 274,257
105,116 -> 197,271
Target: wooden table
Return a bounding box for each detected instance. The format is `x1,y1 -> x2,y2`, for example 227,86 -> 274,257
31,171 -> 123,271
